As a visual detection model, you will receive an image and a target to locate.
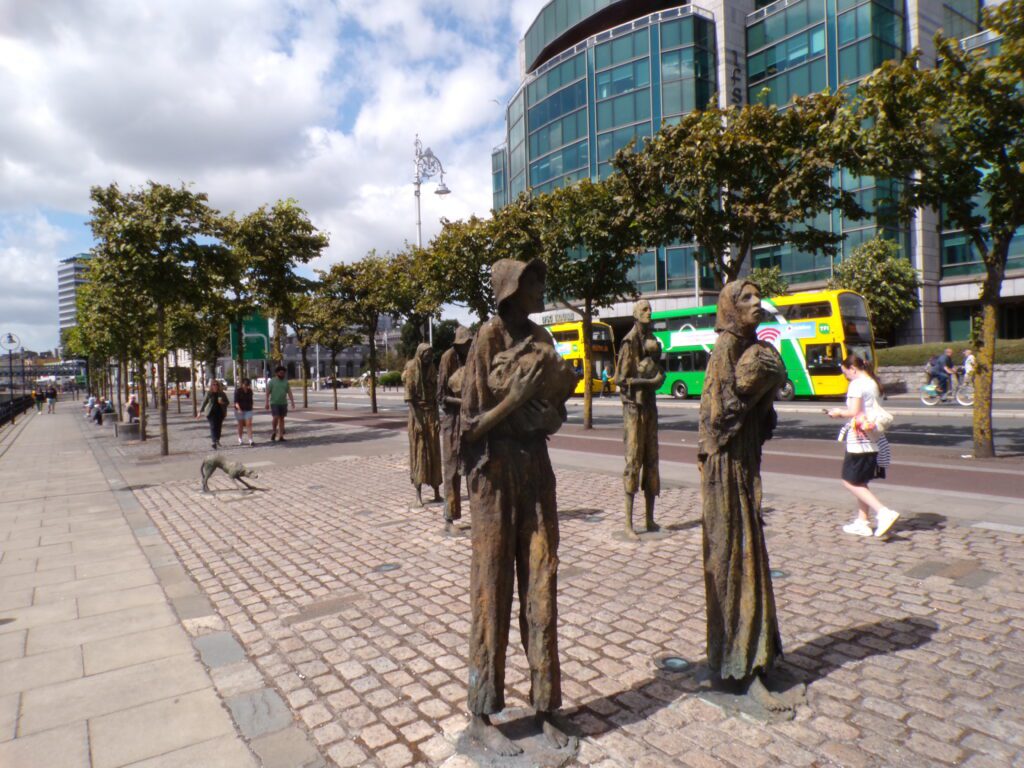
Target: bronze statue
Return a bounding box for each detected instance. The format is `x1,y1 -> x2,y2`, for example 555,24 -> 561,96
403,343 -> 443,506
200,455 -> 260,493
438,325 -> 474,530
461,258 -> 577,756
616,299 -> 665,539
698,280 -> 792,714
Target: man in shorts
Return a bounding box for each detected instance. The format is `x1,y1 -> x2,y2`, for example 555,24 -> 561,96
265,366 -> 295,442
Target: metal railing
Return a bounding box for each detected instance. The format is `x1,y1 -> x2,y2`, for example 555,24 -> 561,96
0,395 -> 35,428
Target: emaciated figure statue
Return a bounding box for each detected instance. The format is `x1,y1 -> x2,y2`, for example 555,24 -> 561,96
698,280 -> 793,713
616,299 -> 665,538
438,325 -> 474,530
403,342 -> 443,506
460,258 -> 577,756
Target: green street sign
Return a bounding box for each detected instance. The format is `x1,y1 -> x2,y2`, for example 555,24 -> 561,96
229,314 -> 270,359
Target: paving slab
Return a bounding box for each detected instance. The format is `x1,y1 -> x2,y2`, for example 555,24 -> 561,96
122,734 -> 258,768
89,687 -> 236,768
82,623 -> 195,676
226,687 -> 294,739
0,645 -> 83,695
0,692 -> 17,742
26,601 -> 177,654
194,631 -> 247,668
0,721 -> 90,768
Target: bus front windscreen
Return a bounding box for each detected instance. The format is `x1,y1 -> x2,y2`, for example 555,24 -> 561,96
838,293 -> 874,344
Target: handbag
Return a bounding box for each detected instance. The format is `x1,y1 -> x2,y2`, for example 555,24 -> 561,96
868,399 -> 894,433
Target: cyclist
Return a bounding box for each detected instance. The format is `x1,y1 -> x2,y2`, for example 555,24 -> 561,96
930,348 -> 955,399
961,348 -> 976,380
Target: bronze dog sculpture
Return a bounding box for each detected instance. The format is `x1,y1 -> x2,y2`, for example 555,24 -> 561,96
200,455 -> 261,493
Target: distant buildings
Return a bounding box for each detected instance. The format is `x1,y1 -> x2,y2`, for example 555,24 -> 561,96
57,254 -> 90,337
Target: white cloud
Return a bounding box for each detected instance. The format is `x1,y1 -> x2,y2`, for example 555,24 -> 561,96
0,212 -> 68,352
0,0 -> 552,349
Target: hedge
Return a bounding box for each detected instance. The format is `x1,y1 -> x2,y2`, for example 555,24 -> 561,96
876,338 -> 1024,367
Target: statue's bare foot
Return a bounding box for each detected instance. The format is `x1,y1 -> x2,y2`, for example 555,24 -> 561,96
432,487 -> 443,502
536,712 -> 572,750
415,486 -> 424,507
467,715 -> 522,756
747,675 -> 796,716
624,526 -> 640,540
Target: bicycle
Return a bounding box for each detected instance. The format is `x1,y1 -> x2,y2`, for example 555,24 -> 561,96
920,368 -> 973,407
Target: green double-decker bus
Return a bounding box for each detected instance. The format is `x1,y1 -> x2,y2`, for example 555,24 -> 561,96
651,289 -> 876,400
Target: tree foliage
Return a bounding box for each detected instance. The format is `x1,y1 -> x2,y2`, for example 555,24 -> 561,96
827,237 -> 921,343
856,0 -> 1024,457
534,177 -> 642,428
612,93 -> 864,287
427,216 -> 498,323
746,266 -> 790,301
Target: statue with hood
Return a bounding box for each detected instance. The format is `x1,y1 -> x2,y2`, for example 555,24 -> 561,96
403,342 -> 443,506
460,258 -> 577,756
698,279 -> 795,714
437,325 -> 474,529
615,299 -> 665,538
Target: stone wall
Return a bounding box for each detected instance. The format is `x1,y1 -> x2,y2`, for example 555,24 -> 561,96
877,364 -> 1024,396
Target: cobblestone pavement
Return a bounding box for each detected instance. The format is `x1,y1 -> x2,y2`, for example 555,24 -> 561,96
135,447 -> 1024,768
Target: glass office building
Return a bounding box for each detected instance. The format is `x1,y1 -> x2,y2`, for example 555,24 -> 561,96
493,0 -> 1022,342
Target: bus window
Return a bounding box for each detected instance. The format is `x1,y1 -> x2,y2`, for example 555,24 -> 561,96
838,293 -> 873,343
591,326 -> 611,342
805,343 -> 843,374
552,329 -> 579,343
664,350 -> 709,372
693,349 -> 709,371
781,301 -> 833,321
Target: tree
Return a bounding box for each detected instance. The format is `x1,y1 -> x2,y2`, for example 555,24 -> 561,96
612,93 -> 864,288
346,251 -> 402,414
312,266 -> 363,411
856,0 -> 1024,457
87,181 -> 221,455
747,265 -> 790,300
827,237 -> 921,343
427,216 -> 498,324
534,177 -> 642,429
288,290 -> 318,409
237,199 -> 329,365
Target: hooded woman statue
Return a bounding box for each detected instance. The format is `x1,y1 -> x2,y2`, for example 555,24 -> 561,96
403,342 -> 442,505
698,279 -> 796,715
437,325 -> 474,529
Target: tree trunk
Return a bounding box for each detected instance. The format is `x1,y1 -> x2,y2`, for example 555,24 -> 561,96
272,317 -> 283,363
116,357 -> 124,422
332,353 -> 338,411
156,306 -> 169,457
972,256 -> 1004,458
300,345 -> 309,408
368,318 -> 378,414
190,349 -> 198,418
122,355 -> 130,417
582,304 -> 594,430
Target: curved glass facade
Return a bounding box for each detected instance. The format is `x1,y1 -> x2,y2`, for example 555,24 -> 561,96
493,5 -> 717,294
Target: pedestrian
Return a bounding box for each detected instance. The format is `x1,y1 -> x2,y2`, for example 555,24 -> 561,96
46,385 -> 57,413
827,354 -> 899,538
198,379 -> 230,449
126,395 -> 140,423
961,348 -> 976,380
234,378 -> 255,446
601,365 -> 612,397
33,389 -> 44,412
264,366 -> 295,442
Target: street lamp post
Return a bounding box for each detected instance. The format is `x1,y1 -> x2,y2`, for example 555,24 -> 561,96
413,135 -> 451,345
1,333 -> 19,405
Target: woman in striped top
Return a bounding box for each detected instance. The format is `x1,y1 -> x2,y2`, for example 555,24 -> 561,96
827,355 -> 899,538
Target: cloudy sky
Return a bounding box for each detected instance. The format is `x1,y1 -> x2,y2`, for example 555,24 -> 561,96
0,0 -> 548,352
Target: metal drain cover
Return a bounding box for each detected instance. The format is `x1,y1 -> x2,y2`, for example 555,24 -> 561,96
654,655 -> 691,672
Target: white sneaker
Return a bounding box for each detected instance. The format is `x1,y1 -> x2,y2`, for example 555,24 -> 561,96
843,519 -> 873,537
875,508 -> 900,537
238,437 -> 243,445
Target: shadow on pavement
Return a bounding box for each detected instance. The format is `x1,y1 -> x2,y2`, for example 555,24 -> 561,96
562,616 -> 938,737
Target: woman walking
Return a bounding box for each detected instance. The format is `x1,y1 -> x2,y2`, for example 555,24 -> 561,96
234,378 -> 255,446
827,354 -> 899,538
198,380 -> 230,450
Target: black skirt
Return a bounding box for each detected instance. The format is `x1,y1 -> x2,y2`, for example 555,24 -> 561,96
842,452 -> 881,485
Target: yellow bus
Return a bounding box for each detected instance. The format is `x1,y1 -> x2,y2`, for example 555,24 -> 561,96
545,320 -> 618,396
652,288 -> 876,399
